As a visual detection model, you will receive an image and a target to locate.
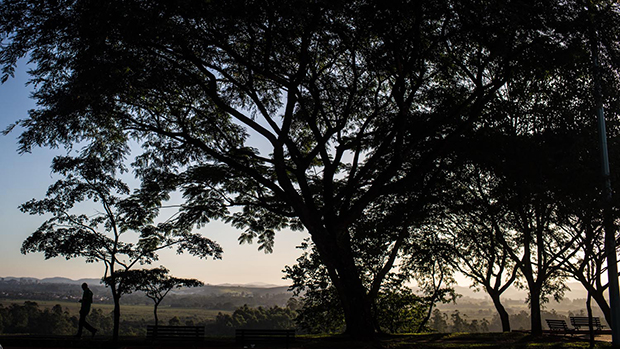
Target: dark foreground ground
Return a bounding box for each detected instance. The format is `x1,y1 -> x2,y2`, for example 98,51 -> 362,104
0,332 -> 615,349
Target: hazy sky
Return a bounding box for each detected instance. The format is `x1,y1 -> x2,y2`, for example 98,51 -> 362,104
0,60 -> 309,286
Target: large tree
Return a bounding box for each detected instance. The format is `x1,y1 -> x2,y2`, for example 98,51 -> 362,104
0,0 -> 601,336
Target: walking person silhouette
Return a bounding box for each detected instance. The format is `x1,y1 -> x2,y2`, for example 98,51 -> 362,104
76,283 -> 97,338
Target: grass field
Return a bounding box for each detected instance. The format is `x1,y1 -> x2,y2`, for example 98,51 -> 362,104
0,298 -> 231,323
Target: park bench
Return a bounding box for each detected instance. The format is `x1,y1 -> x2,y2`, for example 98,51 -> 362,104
570,316 -> 606,331
545,319 -> 575,336
235,329 -> 296,348
146,325 -> 205,341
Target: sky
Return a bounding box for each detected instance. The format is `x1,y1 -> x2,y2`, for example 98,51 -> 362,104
0,60 -> 309,286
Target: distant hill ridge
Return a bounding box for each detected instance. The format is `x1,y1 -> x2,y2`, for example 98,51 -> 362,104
0,276 -> 589,301
0,276 -> 286,288
1,276 -> 106,286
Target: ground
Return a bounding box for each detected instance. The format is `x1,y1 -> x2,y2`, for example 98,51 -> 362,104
0,332 -> 615,349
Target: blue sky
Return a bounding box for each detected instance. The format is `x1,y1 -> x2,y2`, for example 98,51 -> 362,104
0,60 -> 308,286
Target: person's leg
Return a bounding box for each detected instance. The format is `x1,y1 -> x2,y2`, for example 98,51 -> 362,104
76,312 -> 86,337
83,318 -> 97,336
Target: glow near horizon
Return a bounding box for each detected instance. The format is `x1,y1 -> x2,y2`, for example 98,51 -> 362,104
0,61 -> 309,286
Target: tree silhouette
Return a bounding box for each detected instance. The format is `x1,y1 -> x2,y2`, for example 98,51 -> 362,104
114,267 -> 203,326
434,166 -> 518,332
20,153 -> 221,340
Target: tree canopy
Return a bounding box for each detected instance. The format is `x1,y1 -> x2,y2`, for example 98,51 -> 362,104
3,0 -> 620,337
110,267 -> 203,326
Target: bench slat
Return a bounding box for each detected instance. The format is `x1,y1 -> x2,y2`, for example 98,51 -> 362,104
545,319 -> 574,336
146,325 -> 205,341
570,316 -> 606,331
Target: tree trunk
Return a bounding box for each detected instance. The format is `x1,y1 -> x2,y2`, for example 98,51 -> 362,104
112,293 -> 121,342
590,289 -> 611,327
333,260 -> 376,338
154,302 -> 159,327
587,290 -> 595,345
576,275 -> 611,327
416,301 -> 436,333
311,228 -> 377,338
488,291 -> 510,332
529,287 -> 543,336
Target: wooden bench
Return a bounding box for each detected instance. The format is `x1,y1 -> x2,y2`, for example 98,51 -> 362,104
545,319 -> 575,336
235,329 -> 295,348
146,325 -> 205,341
570,316 -> 606,331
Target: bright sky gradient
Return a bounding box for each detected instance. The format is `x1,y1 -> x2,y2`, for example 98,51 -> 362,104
0,60 -> 309,286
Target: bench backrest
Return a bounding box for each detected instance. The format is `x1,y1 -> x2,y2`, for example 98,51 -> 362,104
570,316 -> 603,329
546,319 -> 569,330
146,325 -> 205,340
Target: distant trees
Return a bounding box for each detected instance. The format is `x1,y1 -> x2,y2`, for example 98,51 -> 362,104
211,305 -> 297,335
0,301 -> 112,336
19,154 -> 222,340
0,301 -> 73,335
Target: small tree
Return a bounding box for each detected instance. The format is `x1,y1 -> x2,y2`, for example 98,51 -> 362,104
120,267 -> 204,326
20,153 -> 222,340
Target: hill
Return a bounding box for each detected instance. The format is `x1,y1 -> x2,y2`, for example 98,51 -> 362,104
0,276 -> 294,309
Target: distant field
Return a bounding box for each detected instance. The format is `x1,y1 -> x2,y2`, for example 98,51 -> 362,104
0,298 -> 232,323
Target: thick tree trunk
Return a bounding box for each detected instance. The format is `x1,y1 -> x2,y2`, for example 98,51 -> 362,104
336,274 -> 376,338
311,228 -> 377,338
529,287 -> 543,336
488,291 -> 510,332
154,302 -> 159,326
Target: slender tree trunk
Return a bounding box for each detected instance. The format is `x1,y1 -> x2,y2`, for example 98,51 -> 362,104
577,275 -> 611,327
488,291 -> 510,332
587,290 -> 594,345
154,302 -> 159,327
416,301 -> 436,333
112,290 -> 121,342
